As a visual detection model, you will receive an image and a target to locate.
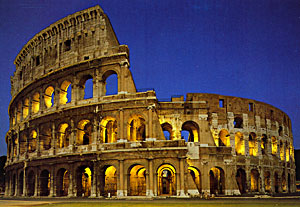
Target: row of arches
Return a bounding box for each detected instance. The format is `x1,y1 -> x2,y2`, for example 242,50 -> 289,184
235,168 -> 291,194
11,72 -> 118,126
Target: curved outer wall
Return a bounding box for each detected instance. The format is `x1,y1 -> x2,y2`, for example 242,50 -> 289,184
5,5 -> 296,198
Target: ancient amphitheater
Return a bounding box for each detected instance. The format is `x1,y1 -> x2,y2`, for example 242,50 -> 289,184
5,5 -> 296,198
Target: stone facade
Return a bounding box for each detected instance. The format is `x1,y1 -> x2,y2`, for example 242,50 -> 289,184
5,5 -> 296,198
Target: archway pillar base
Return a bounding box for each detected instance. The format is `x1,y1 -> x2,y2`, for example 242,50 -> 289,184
146,190 -> 154,197
117,190 -> 125,197
225,189 -> 240,195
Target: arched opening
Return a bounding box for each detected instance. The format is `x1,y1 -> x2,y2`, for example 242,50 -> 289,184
128,164 -> 146,196
40,170 -> 50,196
218,129 -> 230,147
282,172 -> 287,192
264,171 -> 271,193
127,115 -> 146,142
60,80 -> 72,104
209,167 -> 225,195
274,172 -> 279,193
161,122 -> 174,140
28,130 -> 37,153
249,132 -> 257,156
32,92 -> 40,113
235,132 -> 245,155
76,166 -> 92,197
280,141 -> 284,160
271,136 -> 278,155
11,174 -> 16,196
79,75 -> 93,99
44,86 -> 55,108
181,121 -> 199,142
102,71 -> 118,96
20,133 -> 27,155
286,141 -> 290,162
234,117 -> 243,128
250,169 -> 259,192
27,170 -> 35,197
57,123 -> 70,148
18,171 -> 24,196
157,164 -> 176,196
103,165 -> 117,197
40,127 -> 51,150
23,98 -> 29,119
56,168 -> 69,197
261,134 -> 268,155
236,168 -> 247,194
17,102 -> 21,123
100,117 -> 117,143
13,136 -> 18,157
187,166 -> 201,195
76,120 -> 92,145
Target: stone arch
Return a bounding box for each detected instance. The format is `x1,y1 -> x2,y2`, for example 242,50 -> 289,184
16,102 -> 21,123
57,123 -> 70,148
18,171 -> 24,196
236,168 -> 247,194
127,164 -> 146,196
282,172 -> 287,192
250,169 -> 260,192
127,115 -> 146,142
261,134 -> 268,155
79,74 -> 93,100
209,166 -> 225,195
235,132 -> 245,155
249,132 -> 257,156
102,165 -> 117,197
264,171 -> 271,193
44,86 -> 55,108
20,132 -> 27,155
40,169 -> 50,196
280,141 -> 284,160
76,165 -> 93,197
100,116 -> 117,143
234,116 -> 243,128
56,168 -> 69,197
23,98 -> 29,118
32,92 -> 40,114
157,163 -> 176,196
102,70 -> 118,96
218,129 -> 230,146
76,119 -> 92,145
28,129 -> 37,153
40,125 -> 51,151
161,122 -> 174,140
181,121 -> 199,142
59,80 -> 72,104
187,166 -> 201,195
27,170 -> 35,196
271,136 -> 278,155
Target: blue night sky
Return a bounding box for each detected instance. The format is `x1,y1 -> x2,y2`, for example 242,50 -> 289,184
0,0 -> 300,155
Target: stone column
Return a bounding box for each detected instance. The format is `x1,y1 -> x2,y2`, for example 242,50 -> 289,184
68,164 -> 74,197
36,125 -> 40,156
50,166 -> 55,197
23,163 -> 27,196
179,158 -> 186,196
201,162 -> 210,195
147,158 -> 154,197
91,118 -> 98,151
260,168 -> 265,193
16,130 -> 20,159
147,105 -> 153,139
117,160 -> 124,197
90,162 -> 97,197
70,119 -> 76,152
51,122 -> 56,155
118,108 -> 126,142
34,169 -> 38,196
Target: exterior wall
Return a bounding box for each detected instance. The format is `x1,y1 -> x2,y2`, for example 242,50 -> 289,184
5,5 -> 296,198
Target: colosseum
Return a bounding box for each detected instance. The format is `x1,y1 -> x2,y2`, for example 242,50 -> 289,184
4,5 -> 296,198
